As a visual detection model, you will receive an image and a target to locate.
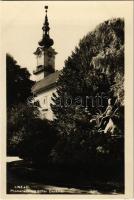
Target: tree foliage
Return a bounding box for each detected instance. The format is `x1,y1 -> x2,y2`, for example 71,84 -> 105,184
6,54 -> 35,107
51,18 -> 124,170
7,103 -> 57,163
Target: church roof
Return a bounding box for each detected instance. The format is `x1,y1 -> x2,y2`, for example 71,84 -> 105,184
32,70 -> 61,94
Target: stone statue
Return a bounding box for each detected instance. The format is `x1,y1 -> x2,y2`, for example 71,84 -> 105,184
98,98 -> 113,130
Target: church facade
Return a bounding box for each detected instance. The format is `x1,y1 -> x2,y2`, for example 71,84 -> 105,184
32,6 -> 61,120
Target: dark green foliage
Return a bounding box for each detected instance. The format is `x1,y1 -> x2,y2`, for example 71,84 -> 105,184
7,104 -> 57,163
7,103 -> 38,155
51,18 -> 124,172
18,117 -> 57,164
6,54 -> 35,107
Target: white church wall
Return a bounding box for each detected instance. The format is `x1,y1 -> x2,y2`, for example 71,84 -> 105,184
37,55 -> 44,66
34,87 -> 56,120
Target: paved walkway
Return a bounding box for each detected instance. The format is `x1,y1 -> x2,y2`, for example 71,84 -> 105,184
7,156 -> 22,163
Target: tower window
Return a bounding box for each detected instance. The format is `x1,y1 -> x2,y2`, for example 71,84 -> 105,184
34,100 -> 40,107
44,98 -> 47,104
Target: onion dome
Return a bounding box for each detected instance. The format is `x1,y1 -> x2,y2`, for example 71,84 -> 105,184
38,6 -> 54,48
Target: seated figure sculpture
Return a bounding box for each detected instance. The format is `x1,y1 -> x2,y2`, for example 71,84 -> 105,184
98,98 -> 113,131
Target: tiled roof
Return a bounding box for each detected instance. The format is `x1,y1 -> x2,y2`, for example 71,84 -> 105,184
32,70 -> 61,94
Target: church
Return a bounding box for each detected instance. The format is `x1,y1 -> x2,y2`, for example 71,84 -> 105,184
32,6 -> 61,120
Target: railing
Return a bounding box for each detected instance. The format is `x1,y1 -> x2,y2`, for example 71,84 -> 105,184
33,65 -> 44,74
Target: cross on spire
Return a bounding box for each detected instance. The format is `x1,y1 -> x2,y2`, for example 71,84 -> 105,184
42,6 -> 50,34
38,5 -> 54,48
45,5 -> 48,13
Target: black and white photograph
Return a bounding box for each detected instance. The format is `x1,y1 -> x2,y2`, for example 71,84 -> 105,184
0,0 -> 133,198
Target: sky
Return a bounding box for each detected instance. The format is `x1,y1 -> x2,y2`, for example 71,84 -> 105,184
1,1 -> 132,80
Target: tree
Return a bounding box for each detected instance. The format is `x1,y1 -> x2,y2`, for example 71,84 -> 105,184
7,103 -> 58,164
6,54 -> 35,107
6,54 -> 35,155
51,18 -> 124,173
7,103 -> 39,155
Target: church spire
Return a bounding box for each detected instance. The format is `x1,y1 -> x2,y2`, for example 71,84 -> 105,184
43,6 -> 50,35
33,5 -> 57,80
38,6 -> 54,48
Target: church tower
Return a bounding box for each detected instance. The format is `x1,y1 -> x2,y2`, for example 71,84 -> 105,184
33,6 -> 57,82
32,6 -> 61,120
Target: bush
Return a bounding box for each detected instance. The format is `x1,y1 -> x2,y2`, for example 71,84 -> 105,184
7,103 -> 57,164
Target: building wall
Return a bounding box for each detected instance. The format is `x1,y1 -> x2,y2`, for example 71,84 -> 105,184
37,54 -> 44,66
34,87 -> 56,120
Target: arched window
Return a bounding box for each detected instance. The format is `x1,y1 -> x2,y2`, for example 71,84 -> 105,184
44,97 -> 47,105
34,100 -> 40,107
